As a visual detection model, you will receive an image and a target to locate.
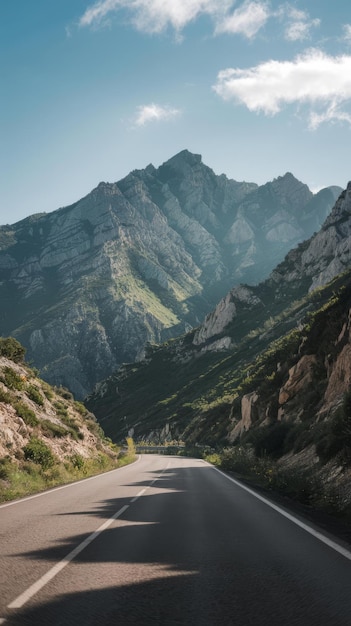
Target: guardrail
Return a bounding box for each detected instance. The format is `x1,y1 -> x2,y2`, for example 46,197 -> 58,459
136,445 -> 185,455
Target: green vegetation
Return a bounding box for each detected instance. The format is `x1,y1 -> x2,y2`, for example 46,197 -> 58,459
14,401 -> 39,426
23,437 -> 55,469
26,384 -> 44,406
41,419 -> 69,438
0,337 -> 26,363
0,386 -> 12,404
203,446 -> 349,517
0,339 -> 137,503
88,271 -> 351,451
2,366 -> 25,391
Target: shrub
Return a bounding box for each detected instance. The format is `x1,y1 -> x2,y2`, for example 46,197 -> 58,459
26,385 -> 44,406
0,337 -> 26,363
70,454 -> 85,470
41,419 -> 68,438
244,422 -> 292,459
0,386 -> 12,404
60,415 -> 83,440
220,446 -> 254,473
14,402 -> 39,426
0,458 -> 12,481
2,367 -> 24,391
55,386 -> 74,400
23,438 -> 55,469
54,401 -> 68,418
41,383 -> 53,400
86,417 -> 105,439
126,437 -> 136,457
74,401 -> 89,416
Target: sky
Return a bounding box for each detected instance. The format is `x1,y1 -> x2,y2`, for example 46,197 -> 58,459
2,1 -> 351,225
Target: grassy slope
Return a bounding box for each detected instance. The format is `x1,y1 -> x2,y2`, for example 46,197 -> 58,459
0,343 -> 136,502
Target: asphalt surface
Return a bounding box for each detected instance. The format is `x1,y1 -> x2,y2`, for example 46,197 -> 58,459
0,454 -> 351,625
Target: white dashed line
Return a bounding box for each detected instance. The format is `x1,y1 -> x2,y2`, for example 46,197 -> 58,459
7,462 -> 169,611
7,504 -> 130,609
130,488 -> 146,503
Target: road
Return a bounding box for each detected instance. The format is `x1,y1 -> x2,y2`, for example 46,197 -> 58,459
0,454 -> 351,625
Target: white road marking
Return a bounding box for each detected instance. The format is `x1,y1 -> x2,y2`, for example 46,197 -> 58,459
130,488 -> 146,502
7,460 -> 170,611
0,456 -> 141,510
208,463 -> 351,562
7,504 -> 130,609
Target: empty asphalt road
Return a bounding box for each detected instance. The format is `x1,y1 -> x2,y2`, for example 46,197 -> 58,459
0,454 -> 351,625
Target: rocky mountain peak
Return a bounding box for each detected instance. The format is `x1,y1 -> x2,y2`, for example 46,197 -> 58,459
0,151 -> 341,398
162,149 -> 202,169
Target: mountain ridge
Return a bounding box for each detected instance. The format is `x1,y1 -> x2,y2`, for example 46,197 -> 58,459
87,181 -> 351,450
0,150 -> 341,397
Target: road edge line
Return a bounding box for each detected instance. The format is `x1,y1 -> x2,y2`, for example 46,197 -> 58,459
206,462 -> 351,562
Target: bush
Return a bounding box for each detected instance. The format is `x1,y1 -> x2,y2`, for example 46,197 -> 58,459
0,337 -> 26,363
54,401 -> 68,418
55,386 -> 74,400
14,401 -> 39,426
220,446 -> 255,473
70,454 -> 85,470
244,422 -> 292,459
41,419 -> 68,438
0,386 -> 12,404
74,401 -> 89,416
0,458 -> 12,481
26,385 -> 44,406
23,438 -> 55,469
41,383 -> 54,400
86,417 -> 105,439
2,367 -> 24,391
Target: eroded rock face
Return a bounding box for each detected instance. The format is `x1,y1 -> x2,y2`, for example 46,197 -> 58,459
193,285 -> 262,346
278,355 -> 317,405
0,151 -> 340,397
271,183 -> 351,292
229,391 -> 259,442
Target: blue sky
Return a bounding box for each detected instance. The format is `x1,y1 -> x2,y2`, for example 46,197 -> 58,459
2,0 -> 351,224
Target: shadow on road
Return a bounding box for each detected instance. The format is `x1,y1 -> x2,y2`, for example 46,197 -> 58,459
5,463 -> 351,626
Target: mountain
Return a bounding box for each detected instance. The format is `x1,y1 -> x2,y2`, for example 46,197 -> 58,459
0,150 -> 341,398
86,183 -> 351,456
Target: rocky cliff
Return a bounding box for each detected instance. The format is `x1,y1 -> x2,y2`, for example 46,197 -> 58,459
0,150 -> 340,397
86,181 -> 351,454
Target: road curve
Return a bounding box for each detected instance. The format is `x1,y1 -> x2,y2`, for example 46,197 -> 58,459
0,454 -> 351,625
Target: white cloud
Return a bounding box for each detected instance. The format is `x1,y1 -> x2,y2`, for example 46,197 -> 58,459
79,0 -> 119,28
213,49 -> 351,128
216,1 -> 269,39
133,103 -> 181,127
79,0 -> 234,33
276,4 -> 320,42
343,24 -> 351,43
284,17 -> 320,41
78,0 -> 321,43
